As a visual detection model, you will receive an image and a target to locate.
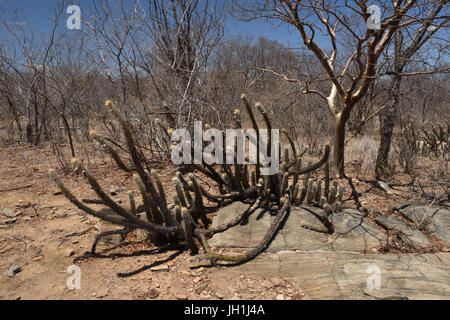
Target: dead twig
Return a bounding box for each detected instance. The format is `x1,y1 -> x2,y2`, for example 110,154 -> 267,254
4,236 -> 27,252
58,226 -> 96,247
0,183 -> 35,193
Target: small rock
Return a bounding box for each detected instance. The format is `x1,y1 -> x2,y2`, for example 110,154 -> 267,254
0,218 -> 17,225
276,294 -> 285,300
150,264 -> 169,272
55,212 -> 67,218
377,181 -> 397,195
271,278 -> 284,287
2,208 -> 19,218
215,292 -> 225,299
7,265 -> 22,277
193,276 -> 202,284
109,186 -> 122,196
176,294 -> 188,300
65,249 -> 75,257
97,287 -> 109,298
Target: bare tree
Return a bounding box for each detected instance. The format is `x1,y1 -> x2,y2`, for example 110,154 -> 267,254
82,0 -> 226,129
0,1 -> 65,144
375,1 -> 449,178
232,0 -> 446,177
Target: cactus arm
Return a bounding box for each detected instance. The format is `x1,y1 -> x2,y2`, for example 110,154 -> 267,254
292,145 -> 330,175
181,207 -> 197,253
324,160 -> 330,199
50,168 -> 178,235
90,130 -> 133,172
241,94 -> 260,180
198,197 -> 290,263
282,129 -> 297,161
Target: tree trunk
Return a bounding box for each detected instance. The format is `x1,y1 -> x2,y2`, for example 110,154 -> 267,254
61,113 -> 76,157
6,95 -> 22,137
333,114 -> 346,178
26,124 -> 33,143
375,74 -> 402,178
375,27 -> 406,179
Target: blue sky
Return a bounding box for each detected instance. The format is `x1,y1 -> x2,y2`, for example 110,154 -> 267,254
0,0 -> 304,47
1,0 -> 447,64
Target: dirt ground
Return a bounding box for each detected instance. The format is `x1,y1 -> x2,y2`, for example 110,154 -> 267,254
0,143 -> 447,300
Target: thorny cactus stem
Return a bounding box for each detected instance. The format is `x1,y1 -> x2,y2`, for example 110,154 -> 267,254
90,130 -> 133,172
49,167 -> 179,236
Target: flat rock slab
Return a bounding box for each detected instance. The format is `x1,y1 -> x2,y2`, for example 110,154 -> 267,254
229,251 -> 450,299
209,202 -> 387,253
207,202 -> 450,299
375,215 -> 434,248
396,204 -> 450,245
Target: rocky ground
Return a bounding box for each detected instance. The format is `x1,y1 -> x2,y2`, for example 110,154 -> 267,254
207,202 -> 450,299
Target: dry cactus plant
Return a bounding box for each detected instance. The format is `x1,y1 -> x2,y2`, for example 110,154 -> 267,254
49,95 -> 344,265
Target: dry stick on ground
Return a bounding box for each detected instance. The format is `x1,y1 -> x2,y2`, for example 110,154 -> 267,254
344,176 -> 363,210
197,197 -> 291,265
4,236 -> 27,252
58,226 -> 98,248
0,183 -> 35,193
